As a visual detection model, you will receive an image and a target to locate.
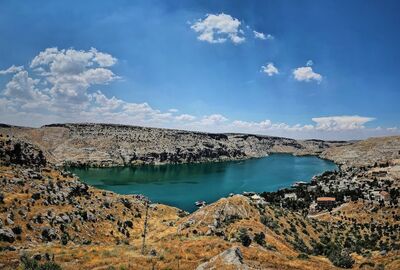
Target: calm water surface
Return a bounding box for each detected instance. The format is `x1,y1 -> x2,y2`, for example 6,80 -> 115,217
70,154 -> 336,212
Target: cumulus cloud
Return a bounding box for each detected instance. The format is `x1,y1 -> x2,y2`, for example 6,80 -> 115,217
200,114 -> 228,125
293,66 -> 322,82
28,47 -> 119,105
311,116 -> 375,131
261,63 -> 279,76
226,115 -> 386,139
0,65 -> 24,75
191,13 -> 245,44
0,48 -> 228,129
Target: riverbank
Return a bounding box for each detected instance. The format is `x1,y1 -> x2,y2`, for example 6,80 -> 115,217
69,153 -> 336,212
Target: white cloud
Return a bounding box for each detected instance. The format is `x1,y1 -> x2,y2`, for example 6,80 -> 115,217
3,70 -> 49,103
261,63 -> 279,76
191,13 -> 245,44
0,65 -> 24,75
312,116 -> 375,131
226,116 -> 385,139
293,66 -> 322,82
253,31 -> 274,40
28,47 -> 119,105
90,48 -> 117,67
89,91 -> 123,111
253,31 -> 266,40
0,48 -> 397,140
200,114 -> 228,125
265,34 -> 274,40
175,114 -> 196,122
306,60 -> 313,66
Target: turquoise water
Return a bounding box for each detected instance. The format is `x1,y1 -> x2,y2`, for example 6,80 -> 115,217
70,154 -> 336,212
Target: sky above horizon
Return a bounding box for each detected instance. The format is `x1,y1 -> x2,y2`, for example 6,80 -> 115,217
0,0 -> 399,140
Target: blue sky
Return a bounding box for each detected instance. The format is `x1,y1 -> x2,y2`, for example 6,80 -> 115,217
0,0 -> 399,139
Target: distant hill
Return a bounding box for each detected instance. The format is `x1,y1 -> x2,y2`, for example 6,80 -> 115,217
0,123 -> 349,167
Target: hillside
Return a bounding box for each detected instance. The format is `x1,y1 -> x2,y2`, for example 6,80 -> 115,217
0,127 -> 399,269
0,123 -> 349,167
321,136 -> 400,167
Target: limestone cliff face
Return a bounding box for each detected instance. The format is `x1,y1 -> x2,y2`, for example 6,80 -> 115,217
321,136 -> 400,167
0,123 -> 348,167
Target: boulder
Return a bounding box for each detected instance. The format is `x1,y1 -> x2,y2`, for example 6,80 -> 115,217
0,228 -> 16,243
196,246 -> 250,270
41,227 -> 57,242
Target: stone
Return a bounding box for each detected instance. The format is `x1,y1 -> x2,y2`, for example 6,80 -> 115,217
196,246 -> 248,270
61,214 -> 71,223
41,227 -> 57,242
6,216 -> 14,225
0,228 -> 16,243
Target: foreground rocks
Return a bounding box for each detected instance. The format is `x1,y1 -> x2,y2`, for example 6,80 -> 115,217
0,228 -> 15,243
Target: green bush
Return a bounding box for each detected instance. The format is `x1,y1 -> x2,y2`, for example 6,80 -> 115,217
238,228 -> 252,247
297,253 -> 309,260
328,249 -> 354,268
20,254 -> 62,270
253,232 -> 266,246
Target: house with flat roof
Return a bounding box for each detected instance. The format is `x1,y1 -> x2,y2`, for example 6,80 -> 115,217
284,193 -> 297,200
316,197 -> 336,207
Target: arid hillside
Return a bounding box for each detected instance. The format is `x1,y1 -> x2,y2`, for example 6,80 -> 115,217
0,123 -> 349,167
322,136 -> 400,167
0,129 -> 399,269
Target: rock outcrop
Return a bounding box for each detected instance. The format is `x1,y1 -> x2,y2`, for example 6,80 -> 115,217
0,135 -> 46,167
196,246 -> 250,270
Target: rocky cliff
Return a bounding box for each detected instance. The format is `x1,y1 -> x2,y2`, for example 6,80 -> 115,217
0,123 -> 349,167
